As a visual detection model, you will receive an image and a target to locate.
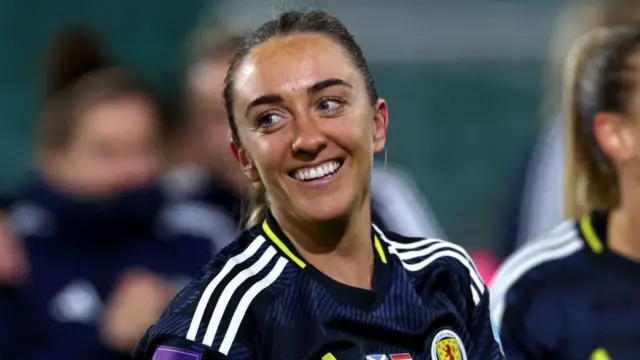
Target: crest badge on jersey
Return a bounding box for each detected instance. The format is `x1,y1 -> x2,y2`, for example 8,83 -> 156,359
430,329 -> 467,360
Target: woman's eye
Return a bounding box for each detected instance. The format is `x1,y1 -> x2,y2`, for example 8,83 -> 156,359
257,113 -> 282,130
317,99 -> 344,114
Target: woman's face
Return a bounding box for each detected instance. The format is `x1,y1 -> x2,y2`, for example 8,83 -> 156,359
48,96 -> 161,198
230,32 -> 388,222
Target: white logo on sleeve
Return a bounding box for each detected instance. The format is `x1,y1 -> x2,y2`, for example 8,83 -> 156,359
49,280 -> 102,324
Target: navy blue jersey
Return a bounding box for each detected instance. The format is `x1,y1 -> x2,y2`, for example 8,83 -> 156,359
134,211 -> 503,360
0,179 -> 219,360
491,210 -> 640,359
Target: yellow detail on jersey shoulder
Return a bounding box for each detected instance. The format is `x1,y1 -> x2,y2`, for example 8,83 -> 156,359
321,353 -> 337,360
579,215 -> 604,254
262,220 -> 306,268
373,235 -> 387,264
590,347 -> 611,360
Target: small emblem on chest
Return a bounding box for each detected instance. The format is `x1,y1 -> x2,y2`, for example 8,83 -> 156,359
431,329 -> 466,360
364,354 -> 413,360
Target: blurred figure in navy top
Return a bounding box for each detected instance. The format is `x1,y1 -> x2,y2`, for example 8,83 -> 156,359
0,29 -> 214,360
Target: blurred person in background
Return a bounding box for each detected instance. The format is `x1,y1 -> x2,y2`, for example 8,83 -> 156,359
173,20 -> 447,240
0,29 -> 214,360
503,0 -> 640,259
160,26 -> 250,245
492,24 -> 640,359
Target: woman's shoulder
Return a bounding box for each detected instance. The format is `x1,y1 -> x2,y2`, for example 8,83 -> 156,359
492,219 -> 583,293
376,226 -> 478,275
490,219 -> 585,326
375,226 -> 487,305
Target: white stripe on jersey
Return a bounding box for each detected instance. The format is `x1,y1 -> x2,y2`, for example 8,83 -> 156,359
378,236 -> 442,251
373,223 -> 482,276
203,246 -> 279,346
373,225 -> 485,306
219,257 -> 289,355
186,236 -> 266,341
491,221 -> 575,291
490,223 -> 583,326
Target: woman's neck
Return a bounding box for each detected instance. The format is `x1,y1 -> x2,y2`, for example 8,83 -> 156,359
272,199 -> 374,290
608,184 -> 640,261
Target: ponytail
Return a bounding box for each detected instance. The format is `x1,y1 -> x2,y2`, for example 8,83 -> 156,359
563,28 -> 621,219
246,181 -> 268,228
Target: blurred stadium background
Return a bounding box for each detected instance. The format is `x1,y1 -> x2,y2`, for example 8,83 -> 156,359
0,0 -> 565,250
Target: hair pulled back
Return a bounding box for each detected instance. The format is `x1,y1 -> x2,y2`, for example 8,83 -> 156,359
564,24 -> 640,217
222,10 -> 378,227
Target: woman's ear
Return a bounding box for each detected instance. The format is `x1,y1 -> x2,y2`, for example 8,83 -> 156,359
372,98 -> 389,154
230,141 -> 260,182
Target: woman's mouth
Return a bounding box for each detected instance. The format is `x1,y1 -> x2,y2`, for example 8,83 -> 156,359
289,159 -> 344,182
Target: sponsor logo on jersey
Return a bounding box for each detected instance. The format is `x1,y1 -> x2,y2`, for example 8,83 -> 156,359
153,346 -> 202,360
430,329 -> 467,360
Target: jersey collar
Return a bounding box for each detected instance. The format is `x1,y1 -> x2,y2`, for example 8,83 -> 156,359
261,210 -> 388,268
578,210 -> 640,280
260,210 -> 392,310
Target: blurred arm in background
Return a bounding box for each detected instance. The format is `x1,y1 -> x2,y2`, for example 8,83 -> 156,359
370,165 -> 446,239
0,195 -> 28,285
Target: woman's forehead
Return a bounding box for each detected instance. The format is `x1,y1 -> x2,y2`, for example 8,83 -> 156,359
234,33 -> 359,99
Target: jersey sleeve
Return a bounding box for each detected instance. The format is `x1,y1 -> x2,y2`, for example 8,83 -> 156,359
133,326 -> 254,360
490,268 -> 564,360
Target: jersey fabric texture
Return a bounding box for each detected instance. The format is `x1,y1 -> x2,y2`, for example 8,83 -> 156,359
491,210 -> 640,359
134,211 -> 504,360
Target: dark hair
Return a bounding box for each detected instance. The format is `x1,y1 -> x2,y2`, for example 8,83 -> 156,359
222,10 -> 378,226
564,24 -> 640,217
38,28 -> 150,152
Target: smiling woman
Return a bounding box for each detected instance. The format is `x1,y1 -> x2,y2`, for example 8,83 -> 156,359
134,10 -> 504,360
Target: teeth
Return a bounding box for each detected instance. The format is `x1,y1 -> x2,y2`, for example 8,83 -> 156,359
293,160 -> 341,181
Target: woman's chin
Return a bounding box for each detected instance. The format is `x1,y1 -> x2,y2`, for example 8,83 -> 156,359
293,200 -> 353,224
